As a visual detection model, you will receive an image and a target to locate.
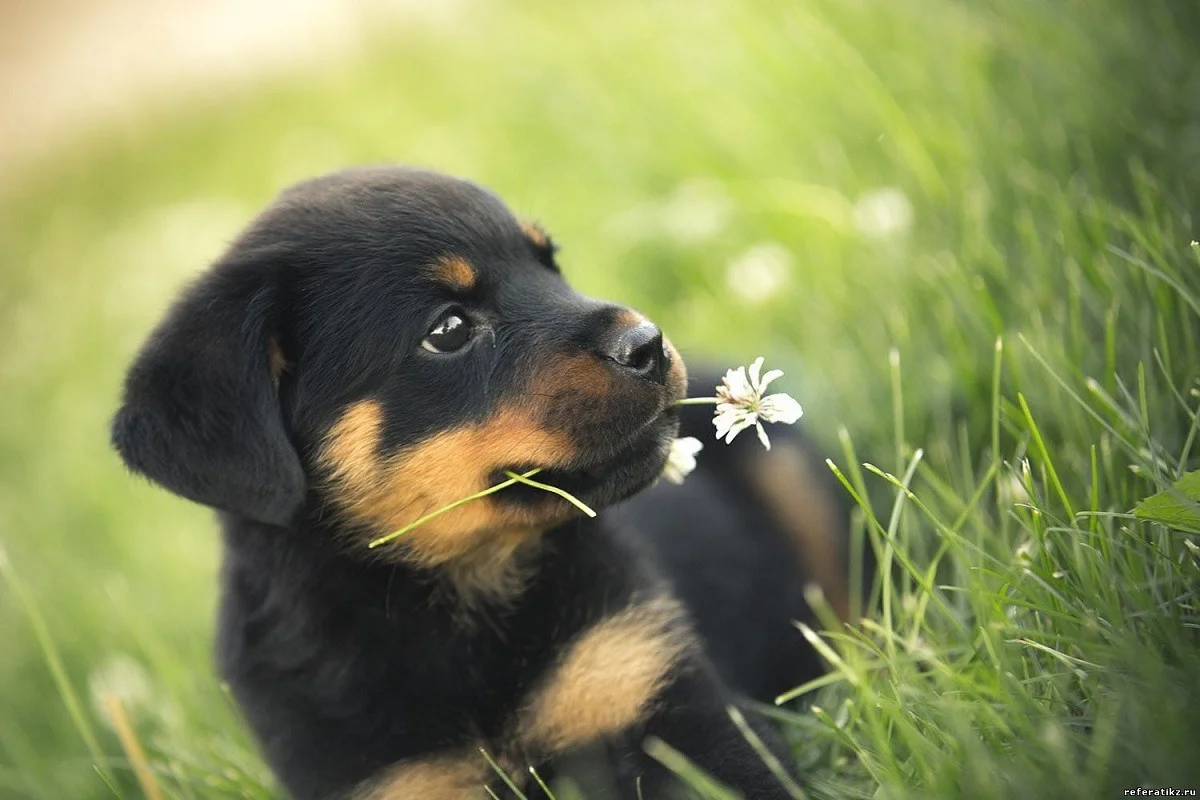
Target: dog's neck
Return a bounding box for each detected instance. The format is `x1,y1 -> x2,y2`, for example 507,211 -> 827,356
217,510 -> 632,630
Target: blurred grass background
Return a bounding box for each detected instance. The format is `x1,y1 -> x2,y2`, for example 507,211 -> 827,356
2,0 -> 1199,797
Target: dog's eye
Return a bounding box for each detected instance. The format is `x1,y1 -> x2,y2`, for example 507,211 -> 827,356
422,311 -> 474,353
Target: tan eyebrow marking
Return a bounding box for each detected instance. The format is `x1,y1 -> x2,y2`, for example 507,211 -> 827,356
430,255 -> 477,292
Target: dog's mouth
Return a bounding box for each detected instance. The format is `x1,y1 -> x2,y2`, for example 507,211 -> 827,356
491,405 -> 680,512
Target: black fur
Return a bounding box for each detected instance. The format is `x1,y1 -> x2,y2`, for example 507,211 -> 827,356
112,261 -> 305,526
112,167 -> 851,799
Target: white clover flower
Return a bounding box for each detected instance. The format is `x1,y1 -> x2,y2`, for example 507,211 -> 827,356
712,357 -> 804,450
661,437 -> 703,484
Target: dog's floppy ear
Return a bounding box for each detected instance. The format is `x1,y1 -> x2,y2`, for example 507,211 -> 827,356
111,255 -> 305,526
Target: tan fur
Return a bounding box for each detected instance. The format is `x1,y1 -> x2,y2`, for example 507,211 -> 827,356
318,400 -> 575,572
613,307 -> 647,328
441,530 -> 544,611
430,255 -> 477,292
354,752 -> 490,800
520,220 -> 549,249
663,336 -> 687,398
518,595 -> 694,753
267,337 -> 287,387
532,352 -> 614,398
747,442 -> 851,623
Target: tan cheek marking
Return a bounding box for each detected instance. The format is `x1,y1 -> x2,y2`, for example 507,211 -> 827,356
431,255 -> 477,292
746,441 -> 851,623
520,220 -> 549,249
319,400 -> 386,493
518,596 -> 694,753
319,401 -> 576,567
354,753 -> 490,800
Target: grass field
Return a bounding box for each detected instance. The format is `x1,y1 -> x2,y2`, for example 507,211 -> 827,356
2,0 -> 1199,797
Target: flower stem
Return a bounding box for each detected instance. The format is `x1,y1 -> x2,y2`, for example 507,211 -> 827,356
368,468 -> 543,548
504,471 -> 597,517
674,397 -> 720,406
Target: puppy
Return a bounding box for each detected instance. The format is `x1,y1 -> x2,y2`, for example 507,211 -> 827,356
111,167 -> 851,799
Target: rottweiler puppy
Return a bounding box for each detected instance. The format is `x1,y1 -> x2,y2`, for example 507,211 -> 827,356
111,167 -> 852,799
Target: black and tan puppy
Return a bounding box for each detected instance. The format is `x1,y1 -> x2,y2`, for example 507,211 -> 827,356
111,167 -> 851,799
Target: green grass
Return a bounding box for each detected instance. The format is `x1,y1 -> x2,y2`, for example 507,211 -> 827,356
1,0 -> 1198,797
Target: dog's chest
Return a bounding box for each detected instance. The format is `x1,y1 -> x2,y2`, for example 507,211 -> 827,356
218,542 -> 578,739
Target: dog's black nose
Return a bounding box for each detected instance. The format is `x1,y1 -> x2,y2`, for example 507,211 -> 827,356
606,321 -> 669,383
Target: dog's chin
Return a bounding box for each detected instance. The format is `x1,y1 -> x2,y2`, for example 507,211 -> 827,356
495,409 -> 681,516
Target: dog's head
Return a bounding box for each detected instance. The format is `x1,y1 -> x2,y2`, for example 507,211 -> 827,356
112,167 -> 686,566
